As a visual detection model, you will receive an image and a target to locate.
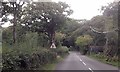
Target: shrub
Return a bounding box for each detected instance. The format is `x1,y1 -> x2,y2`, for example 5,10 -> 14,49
55,46 -> 69,56
2,47 -> 57,70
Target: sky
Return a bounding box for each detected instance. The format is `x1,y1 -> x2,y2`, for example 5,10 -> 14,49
53,0 -> 115,20
1,0 -> 115,27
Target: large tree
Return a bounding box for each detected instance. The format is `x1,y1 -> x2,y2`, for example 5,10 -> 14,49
22,2 -> 73,47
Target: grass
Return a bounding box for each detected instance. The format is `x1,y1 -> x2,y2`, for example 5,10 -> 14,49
87,53 -> 120,67
41,53 -> 68,70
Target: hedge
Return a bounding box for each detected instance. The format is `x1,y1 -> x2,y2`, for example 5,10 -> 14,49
2,48 -> 57,70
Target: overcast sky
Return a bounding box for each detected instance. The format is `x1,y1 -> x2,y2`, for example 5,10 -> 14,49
1,0 -> 115,27
53,0 -> 114,20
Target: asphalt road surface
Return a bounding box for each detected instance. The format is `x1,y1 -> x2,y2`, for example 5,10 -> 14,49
55,51 -> 119,72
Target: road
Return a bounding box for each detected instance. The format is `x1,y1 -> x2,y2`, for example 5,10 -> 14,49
55,51 -> 119,72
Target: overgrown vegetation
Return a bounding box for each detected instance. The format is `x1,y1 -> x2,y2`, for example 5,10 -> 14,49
88,52 -> 120,67
75,35 -> 93,54
0,0 -> 119,70
60,1 -> 119,66
2,30 -> 70,70
1,1 -> 70,70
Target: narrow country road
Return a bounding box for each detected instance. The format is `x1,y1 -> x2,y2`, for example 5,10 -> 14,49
55,51 -> 119,72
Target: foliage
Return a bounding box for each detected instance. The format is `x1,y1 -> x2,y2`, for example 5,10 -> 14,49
62,37 -> 75,48
75,35 -> 93,47
2,47 -> 57,70
90,15 -> 106,31
85,1 -> 119,62
21,2 -> 73,45
55,32 -> 65,47
0,29 -> 2,42
61,18 -> 82,35
2,27 -> 13,45
1,1 -> 25,43
55,46 -> 69,56
2,27 -> 69,70
1,0 -> 119,70
89,52 -> 120,67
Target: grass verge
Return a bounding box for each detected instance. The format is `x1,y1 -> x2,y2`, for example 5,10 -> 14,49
41,53 -> 69,70
87,53 -> 120,68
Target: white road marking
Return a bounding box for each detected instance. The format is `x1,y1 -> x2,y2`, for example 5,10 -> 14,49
76,54 -> 82,61
89,68 -> 94,72
76,54 -> 87,66
82,62 -> 86,66
79,59 -> 82,61
76,53 -> 94,72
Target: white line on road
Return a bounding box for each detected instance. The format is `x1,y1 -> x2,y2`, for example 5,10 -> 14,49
76,54 -> 83,61
82,62 -> 86,66
76,53 -> 94,72
79,59 -> 82,61
76,54 -> 87,66
88,68 -> 94,72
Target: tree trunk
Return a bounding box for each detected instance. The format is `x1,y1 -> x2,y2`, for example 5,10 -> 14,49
104,36 -> 108,55
13,3 -> 17,44
13,14 -> 16,44
49,31 -> 56,48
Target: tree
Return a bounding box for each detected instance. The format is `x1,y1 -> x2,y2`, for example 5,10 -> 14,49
55,32 -> 65,47
75,35 -> 93,54
1,1 -> 25,44
22,2 -> 73,47
101,2 -> 118,57
61,18 -> 82,36
60,18 -> 83,48
75,35 -> 93,47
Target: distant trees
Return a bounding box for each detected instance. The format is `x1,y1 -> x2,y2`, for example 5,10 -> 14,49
61,1 -> 119,59
61,19 -> 84,48
75,35 -> 93,47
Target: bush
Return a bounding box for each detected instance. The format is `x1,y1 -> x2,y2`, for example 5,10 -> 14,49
2,31 -> 68,70
2,47 -> 57,70
55,46 -> 69,56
